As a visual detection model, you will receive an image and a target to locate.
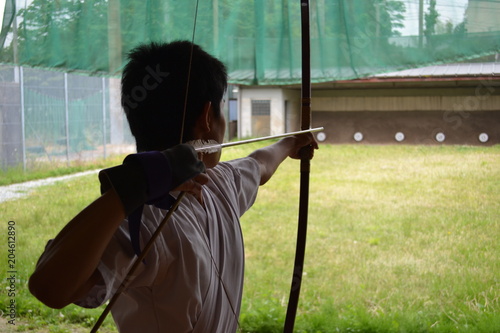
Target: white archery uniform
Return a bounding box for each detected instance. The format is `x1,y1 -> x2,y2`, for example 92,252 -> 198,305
77,157 -> 260,333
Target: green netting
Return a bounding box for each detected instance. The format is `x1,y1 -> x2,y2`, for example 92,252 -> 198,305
1,0 -> 499,84
0,0 -> 15,49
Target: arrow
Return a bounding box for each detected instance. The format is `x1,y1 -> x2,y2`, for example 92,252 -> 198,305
189,127 -> 324,153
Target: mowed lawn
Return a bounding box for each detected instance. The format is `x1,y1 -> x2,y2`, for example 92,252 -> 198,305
1,144 -> 499,332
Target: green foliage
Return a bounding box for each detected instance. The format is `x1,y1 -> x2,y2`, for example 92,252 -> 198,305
1,144 -> 499,332
425,0 -> 439,36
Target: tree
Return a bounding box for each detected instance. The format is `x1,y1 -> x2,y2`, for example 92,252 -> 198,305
424,0 -> 439,37
377,0 -> 406,37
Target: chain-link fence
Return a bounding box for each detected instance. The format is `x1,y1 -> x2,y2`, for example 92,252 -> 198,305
0,65 -> 135,170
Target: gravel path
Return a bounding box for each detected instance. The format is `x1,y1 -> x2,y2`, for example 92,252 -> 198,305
0,170 -> 99,204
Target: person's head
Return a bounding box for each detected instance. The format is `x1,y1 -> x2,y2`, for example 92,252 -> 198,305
121,41 -> 228,157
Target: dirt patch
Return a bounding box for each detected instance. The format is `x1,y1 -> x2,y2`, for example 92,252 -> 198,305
0,317 -> 16,333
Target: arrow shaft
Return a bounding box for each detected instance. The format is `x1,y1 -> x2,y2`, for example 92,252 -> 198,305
193,127 -> 324,153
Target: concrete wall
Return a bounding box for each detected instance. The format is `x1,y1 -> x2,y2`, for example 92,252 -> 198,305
313,110 -> 500,145
240,87 -> 300,137
309,80 -> 500,145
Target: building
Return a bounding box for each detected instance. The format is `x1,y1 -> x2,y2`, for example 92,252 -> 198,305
234,62 -> 500,145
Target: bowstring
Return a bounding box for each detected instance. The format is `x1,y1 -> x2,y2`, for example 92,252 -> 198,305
91,1 -> 205,332
182,0 -> 242,330
90,194 -> 186,333
187,198 -> 243,332
179,0 -> 200,144
94,0 -> 242,330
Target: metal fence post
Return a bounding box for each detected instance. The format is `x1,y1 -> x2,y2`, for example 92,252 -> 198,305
19,66 -> 26,171
102,77 -> 107,159
64,72 -> 70,164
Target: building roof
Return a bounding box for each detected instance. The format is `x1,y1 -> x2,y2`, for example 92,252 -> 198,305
232,62 -> 500,88
373,62 -> 500,79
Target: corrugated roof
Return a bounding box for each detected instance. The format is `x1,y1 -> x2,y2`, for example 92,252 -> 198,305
373,62 -> 500,78
229,62 -> 500,86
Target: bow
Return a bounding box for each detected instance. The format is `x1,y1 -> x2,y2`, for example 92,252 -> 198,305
284,0 -> 311,332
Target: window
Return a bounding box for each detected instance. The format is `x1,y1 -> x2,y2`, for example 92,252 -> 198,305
251,100 -> 271,116
251,99 -> 270,136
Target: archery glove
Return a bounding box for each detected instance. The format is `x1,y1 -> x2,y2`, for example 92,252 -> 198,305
98,144 -> 205,215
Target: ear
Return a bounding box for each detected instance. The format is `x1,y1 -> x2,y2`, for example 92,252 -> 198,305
197,101 -> 213,133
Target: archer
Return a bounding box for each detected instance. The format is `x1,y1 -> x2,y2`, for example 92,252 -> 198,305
29,41 -> 317,332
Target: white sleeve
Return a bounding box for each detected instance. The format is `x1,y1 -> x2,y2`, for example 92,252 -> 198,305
219,157 -> 261,216
75,208 -> 169,308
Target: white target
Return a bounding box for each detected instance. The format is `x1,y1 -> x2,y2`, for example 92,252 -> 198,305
316,132 -> 326,142
353,132 -> 363,142
478,133 -> 489,143
435,132 -> 446,142
395,132 -> 405,142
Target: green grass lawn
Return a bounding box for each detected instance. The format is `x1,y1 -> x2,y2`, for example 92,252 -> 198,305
1,144 -> 499,332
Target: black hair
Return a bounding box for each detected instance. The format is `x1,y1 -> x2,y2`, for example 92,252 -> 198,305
121,41 -> 228,152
